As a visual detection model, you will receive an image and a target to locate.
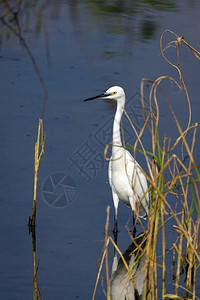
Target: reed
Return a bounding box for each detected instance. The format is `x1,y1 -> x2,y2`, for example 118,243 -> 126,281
29,119 -> 45,227
92,31 -> 200,300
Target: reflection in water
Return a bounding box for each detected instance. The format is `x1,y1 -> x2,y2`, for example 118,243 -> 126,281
0,0 -> 49,117
83,0 -> 178,40
29,227 -> 42,300
69,0 -> 180,82
0,0 -> 182,108
85,0 -> 177,15
110,234 -> 146,300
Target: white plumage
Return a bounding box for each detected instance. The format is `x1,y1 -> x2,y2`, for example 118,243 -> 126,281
84,86 -> 149,232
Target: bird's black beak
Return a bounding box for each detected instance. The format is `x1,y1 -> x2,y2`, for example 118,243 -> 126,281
84,92 -> 111,102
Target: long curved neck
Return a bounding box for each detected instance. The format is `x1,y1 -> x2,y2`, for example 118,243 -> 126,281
112,101 -> 125,160
113,102 -> 123,146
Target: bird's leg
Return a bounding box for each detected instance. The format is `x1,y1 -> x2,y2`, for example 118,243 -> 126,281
113,212 -> 118,258
112,190 -> 119,237
113,209 -> 118,237
129,196 -> 136,238
132,213 -> 136,238
113,226 -> 118,264
113,220 -> 118,247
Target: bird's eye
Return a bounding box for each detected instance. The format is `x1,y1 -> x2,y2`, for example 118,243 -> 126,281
113,91 -> 117,95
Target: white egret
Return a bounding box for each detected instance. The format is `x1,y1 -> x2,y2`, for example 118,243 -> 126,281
84,86 -> 149,234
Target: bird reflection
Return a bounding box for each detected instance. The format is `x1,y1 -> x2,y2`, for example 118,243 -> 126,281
110,234 -> 146,300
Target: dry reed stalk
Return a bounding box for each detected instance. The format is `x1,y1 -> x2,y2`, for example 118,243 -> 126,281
185,219 -> 192,298
92,237 -> 109,300
29,119 -> 44,227
32,227 -> 37,300
29,227 -> 42,300
192,220 -> 199,300
161,190 -> 166,297
105,206 -> 111,300
174,209 -> 184,296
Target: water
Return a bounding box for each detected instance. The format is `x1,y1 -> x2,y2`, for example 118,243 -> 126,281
0,1 -> 200,299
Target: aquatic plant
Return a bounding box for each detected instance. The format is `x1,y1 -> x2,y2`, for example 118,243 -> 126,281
92,30 -> 200,300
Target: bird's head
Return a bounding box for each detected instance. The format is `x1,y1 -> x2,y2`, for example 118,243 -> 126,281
84,86 -> 125,105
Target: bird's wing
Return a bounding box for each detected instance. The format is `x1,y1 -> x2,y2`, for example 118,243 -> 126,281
125,150 -> 149,218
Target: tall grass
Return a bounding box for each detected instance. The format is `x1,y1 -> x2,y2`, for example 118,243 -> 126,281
92,31 -> 200,300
